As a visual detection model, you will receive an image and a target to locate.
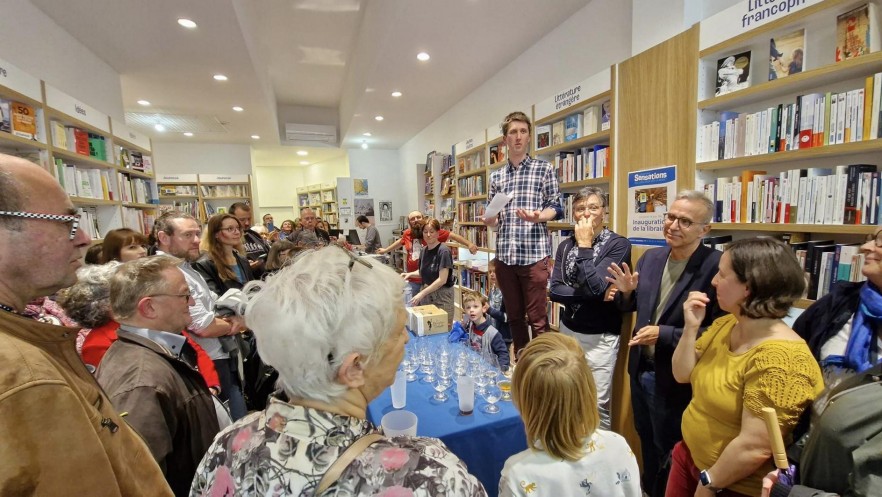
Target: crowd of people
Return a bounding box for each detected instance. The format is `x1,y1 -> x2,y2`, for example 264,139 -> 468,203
0,109 -> 877,497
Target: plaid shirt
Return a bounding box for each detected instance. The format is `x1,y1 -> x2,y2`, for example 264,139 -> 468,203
488,154 -> 562,265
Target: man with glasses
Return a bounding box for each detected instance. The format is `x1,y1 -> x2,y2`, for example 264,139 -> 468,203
288,207 -> 331,247
229,202 -> 270,277
0,155 -> 172,495
606,190 -> 725,496
97,256 -> 219,496
152,211 -> 248,420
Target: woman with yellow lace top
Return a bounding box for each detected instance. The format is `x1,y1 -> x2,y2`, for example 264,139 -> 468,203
667,238 -> 823,497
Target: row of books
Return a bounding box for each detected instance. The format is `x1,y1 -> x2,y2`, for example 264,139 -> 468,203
458,266 -> 490,297
438,198 -> 455,222
699,73 -> 882,162
123,207 -> 157,237
0,99 -> 38,140
457,175 -> 486,197
50,120 -> 108,161
435,152 -> 454,175
535,100 -> 611,150
424,176 -> 435,195
457,200 -> 487,223
118,175 -> 159,205
201,184 -> 248,198
159,201 -> 198,218
160,185 -> 197,196
552,145 -> 610,183
76,207 -> 102,240
323,213 -> 338,226
794,239 -> 867,300
119,149 -> 152,173
457,226 -> 496,249
321,190 -> 335,202
56,160 -> 118,200
703,164 -> 880,225
457,152 -> 484,174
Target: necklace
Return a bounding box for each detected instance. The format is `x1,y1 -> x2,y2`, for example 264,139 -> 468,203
0,302 -> 16,314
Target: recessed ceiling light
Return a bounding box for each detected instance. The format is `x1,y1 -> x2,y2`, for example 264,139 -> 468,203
154,123 -> 166,132
391,91 -> 402,98
251,135 -> 260,140
417,52 -> 430,61
137,100 -> 151,106
374,115 -> 384,121
363,132 -> 372,137
177,18 -> 197,29
300,161 -> 309,165
232,106 -> 244,112
183,132 -> 193,137
361,141 -> 369,150
213,74 -> 228,81
297,150 -> 308,156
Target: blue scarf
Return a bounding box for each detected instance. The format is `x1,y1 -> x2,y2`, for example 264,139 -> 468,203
827,282 -> 882,372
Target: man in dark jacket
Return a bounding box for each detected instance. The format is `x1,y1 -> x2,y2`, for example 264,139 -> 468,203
230,202 -> 270,277
606,190 -> 725,496
97,256 -> 220,497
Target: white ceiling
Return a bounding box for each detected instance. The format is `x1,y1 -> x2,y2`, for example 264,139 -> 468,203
30,0 -> 593,167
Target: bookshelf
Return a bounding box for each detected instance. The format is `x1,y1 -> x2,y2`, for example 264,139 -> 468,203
422,151 -> 450,218
320,184 -> 338,228
694,0 -> 879,302
453,131 -> 492,250
157,174 -> 252,224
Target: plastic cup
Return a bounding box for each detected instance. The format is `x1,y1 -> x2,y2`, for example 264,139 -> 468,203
391,370 -> 407,409
381,410 -> 418,437
457,376 -> 475,415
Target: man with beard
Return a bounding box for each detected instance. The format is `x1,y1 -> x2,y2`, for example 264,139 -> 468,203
229,202 -> 270,277
152,211 -> 247,420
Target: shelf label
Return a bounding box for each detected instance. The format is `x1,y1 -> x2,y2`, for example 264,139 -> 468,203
158,174 -> 198,183
44,84 -> 110,133
200,174 -> 250,183
0,57 -> 41,102
700,0 -> 822,51
111,118 -> 151,151
534,68 -> 611,120
454,131 -> 486,156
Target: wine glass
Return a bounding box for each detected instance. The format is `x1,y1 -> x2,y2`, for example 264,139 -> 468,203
402,353 -> 420,382
473,363 -> 490,396
432,362 -> 451,401
482,382 -> 502,414
498,379 -> 512,401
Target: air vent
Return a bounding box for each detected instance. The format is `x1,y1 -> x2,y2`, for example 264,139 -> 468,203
284,123 -> 337,147
125,111 -> 229,134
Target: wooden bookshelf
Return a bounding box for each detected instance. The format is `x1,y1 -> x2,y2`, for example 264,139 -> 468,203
158,174 -> 252,224
533,129 -> 611,156
697,139 -> 882,170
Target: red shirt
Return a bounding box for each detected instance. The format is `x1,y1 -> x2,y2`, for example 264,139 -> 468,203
402,228 -> 451,282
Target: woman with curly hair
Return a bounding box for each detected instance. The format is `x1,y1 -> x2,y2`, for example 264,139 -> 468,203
57,262 -> 121,369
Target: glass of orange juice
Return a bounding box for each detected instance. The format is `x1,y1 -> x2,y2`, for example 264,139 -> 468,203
498,379 -> 512,401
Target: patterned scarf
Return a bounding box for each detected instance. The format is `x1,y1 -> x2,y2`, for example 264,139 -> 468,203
564,227 -> 612,287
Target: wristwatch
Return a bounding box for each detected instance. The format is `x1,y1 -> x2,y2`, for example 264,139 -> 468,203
698,470 -> 722,493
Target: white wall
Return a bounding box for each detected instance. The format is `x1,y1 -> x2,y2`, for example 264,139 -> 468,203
398,0 -> 633,209
632,0 -> 745,55
0,0 -> 124,121
301,157 -> 349,186
346,148 -> 405,246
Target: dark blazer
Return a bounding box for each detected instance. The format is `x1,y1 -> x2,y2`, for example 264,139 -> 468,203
191,251 -> 255,295
615,243 -> 725,394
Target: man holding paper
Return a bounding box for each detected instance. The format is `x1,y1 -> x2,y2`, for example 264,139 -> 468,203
484,111 -> 563,356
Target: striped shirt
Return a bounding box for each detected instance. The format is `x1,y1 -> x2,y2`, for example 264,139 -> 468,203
488,155 -> 562,265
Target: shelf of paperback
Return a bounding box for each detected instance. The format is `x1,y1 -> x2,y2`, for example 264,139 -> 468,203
695,0 -> 880,304
447,242 -> 495,254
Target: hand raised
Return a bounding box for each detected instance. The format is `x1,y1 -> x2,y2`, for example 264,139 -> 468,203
683,291 -> 710,329
605,262 -> 638,293
574,217 -> 595,247
516,208 -> 542,223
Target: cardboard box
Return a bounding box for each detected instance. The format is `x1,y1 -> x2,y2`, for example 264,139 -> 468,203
406,305 -> 448,336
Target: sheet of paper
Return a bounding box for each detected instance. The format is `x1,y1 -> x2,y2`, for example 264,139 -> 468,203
484,192 -> 514,220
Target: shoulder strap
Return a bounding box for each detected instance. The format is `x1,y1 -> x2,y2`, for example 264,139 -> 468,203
316,433 -> 385,495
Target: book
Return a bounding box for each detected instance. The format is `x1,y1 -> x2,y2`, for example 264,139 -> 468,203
716,51 -> 751,96
551,120 -> 564,146
564,113 -> 582,142
0,101 -> 9,133
535,125 -> 551,149
769,29 -> 805,80
489,145 -> 499,164
583,106 -> 599,135
836,4 -> 876,61
10,101 -> 36,140
600,100 -> 611,131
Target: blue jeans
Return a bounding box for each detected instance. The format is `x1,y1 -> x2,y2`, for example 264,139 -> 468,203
403,280 -> 422,306
214,358 -> 247,421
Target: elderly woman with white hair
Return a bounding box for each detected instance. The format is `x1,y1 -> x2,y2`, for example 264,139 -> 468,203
191,246 -> 487,497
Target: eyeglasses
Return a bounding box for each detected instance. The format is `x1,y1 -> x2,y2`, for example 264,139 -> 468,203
0,210 -> 80,240
221,226 -> 241,233
148,292 -> 192,302
664,213 -> 702,229
866,230 -> 882,247
574,204 -> 604,213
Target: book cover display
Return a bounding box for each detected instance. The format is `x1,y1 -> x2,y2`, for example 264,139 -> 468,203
716,51 -> 751,96
600,100 -> 611,131
551,121 -> 564,146
769,29 -> 804,80
535,124 -> 551,149
836,4 -> 874,61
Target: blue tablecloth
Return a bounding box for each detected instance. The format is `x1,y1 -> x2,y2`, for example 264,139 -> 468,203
367,334 -> 527,497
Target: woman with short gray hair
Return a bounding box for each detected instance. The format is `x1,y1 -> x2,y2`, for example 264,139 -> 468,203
192,246 -> 486,496
57,262 -> 120,369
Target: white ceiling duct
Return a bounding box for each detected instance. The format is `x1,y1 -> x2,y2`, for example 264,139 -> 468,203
284,122 -> 337,147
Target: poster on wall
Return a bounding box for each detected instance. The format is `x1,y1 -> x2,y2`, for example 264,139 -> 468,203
354,198 -> 375,224
354,178 -> 369,197
627,165 -> 676,247
378,201 -> 393,223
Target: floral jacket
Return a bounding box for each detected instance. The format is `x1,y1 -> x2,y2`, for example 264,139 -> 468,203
191,396 -> 486,497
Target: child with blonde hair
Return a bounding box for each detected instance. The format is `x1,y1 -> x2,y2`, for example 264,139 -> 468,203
462,291 -> 509,371
499,333 -> 641,497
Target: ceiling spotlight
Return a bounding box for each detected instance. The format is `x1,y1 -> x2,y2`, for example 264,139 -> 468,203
297,150 -> 308,156
183,132 -> 194,137
374,115 -> 384,121
300,161 -> 309,165
232,106 -> 244,112
417,52 -> 430,61
361,141 -> 368,150
177,18 -> 197,29
154,123 -> 166,132
391,91 -> 402,98
363,132 -> 372,136
137,100 -> 151,106
213,74 -> 228,81
251,135 -> 260,140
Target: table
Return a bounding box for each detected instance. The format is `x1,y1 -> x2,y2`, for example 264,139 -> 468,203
367,334 -> 527,497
